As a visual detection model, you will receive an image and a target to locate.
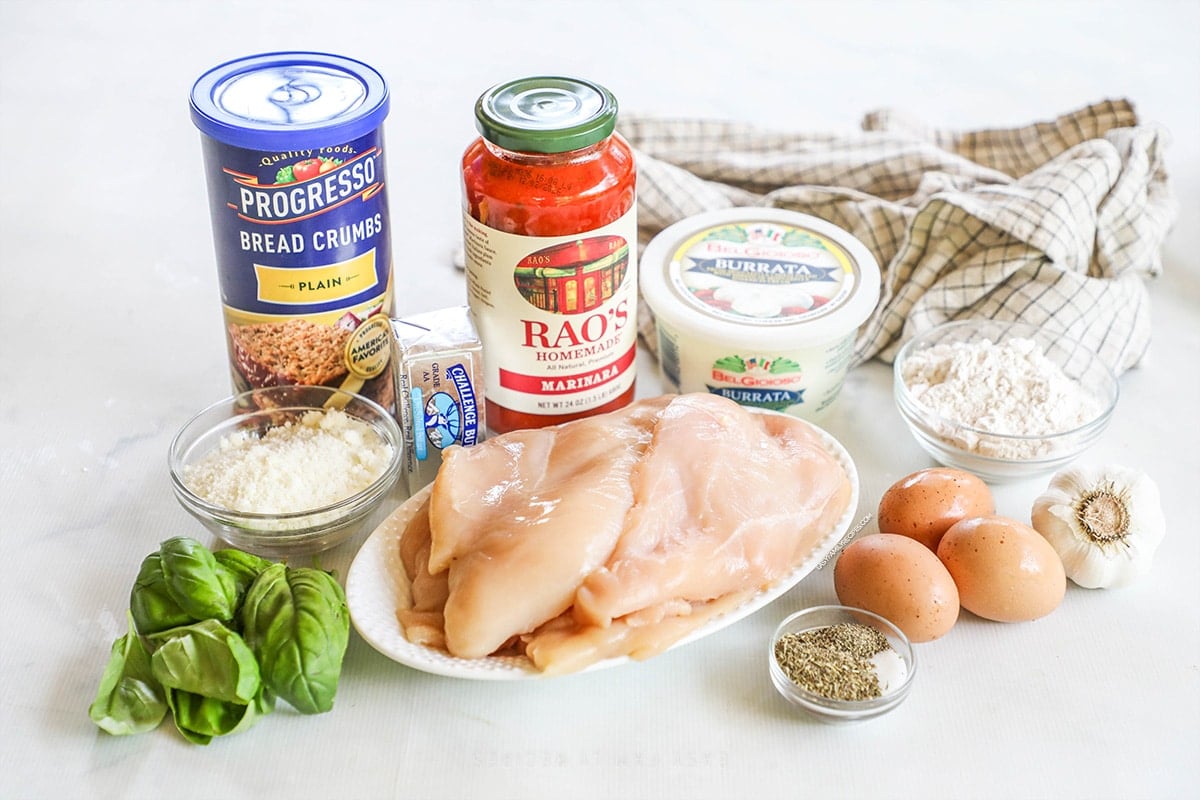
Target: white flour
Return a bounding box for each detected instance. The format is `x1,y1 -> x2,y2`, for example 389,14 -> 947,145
900,337 -> 1102,459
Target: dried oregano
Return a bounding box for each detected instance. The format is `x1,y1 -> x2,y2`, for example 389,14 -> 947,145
774,622 -> 892,701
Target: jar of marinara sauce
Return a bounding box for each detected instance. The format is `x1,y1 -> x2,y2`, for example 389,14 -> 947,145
461,76 -> 637,434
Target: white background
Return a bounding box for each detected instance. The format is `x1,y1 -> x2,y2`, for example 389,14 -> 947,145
1,1 -> 1197,798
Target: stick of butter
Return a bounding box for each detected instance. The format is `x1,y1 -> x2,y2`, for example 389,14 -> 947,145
392,307 -> 486,495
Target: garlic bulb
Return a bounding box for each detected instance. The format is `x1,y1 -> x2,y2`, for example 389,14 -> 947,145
1031,464 -> 1165,589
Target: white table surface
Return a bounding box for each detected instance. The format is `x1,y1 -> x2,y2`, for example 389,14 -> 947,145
2,1 -> 1197,798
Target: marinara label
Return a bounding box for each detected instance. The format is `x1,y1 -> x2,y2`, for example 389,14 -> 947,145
199,130 -> 395,411
463,205 -> 638,417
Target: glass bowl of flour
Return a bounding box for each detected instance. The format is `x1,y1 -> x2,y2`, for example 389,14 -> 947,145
893,320 -> 1119,482
169,385 -> 403,557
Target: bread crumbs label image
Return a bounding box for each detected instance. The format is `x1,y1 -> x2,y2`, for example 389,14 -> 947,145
345,315 -> 392,381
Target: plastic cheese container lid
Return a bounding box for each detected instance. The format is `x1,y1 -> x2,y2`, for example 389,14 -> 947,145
639,207 -> 881,349
190,51 -> 390,150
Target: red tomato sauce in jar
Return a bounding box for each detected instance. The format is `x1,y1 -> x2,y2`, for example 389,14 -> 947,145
461,76 -> 638,434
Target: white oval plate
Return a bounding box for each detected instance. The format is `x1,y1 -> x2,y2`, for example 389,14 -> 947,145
346,413 -> 859,680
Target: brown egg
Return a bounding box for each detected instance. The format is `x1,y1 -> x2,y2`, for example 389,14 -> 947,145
833,533 -> 960,643
937,516 -> 1066,623
878,467 -> 994,551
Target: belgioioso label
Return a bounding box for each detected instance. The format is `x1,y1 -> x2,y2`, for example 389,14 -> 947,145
705,354 -> 806,411
199,129 -> 394,410
668,220 -> 859,325
463,207 -> 638,417
655,316 -> 857,420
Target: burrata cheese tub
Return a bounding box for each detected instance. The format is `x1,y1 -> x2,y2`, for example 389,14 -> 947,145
640,208 -> 880,421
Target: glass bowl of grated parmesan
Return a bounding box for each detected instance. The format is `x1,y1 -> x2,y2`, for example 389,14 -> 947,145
893,320 -> 1119,483
169,385 -> 403,557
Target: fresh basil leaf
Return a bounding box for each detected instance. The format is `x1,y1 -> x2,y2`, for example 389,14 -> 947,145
165,685 -> 274,745
88,612 -> 167,735
213,548 -> 273,609
158,537 -> 237,622
242,564 -> 350,715
129,552 -> 196,636
149,619 -> 261,704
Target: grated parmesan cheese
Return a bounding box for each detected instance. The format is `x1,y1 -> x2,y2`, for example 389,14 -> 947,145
901,337 -> 1102,459
183,408 -> 393,514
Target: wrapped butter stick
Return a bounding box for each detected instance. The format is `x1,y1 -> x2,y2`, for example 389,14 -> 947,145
392,307 -> 486,494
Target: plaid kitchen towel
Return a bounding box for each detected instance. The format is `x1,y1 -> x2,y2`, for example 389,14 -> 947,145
621,99 -> 1176,374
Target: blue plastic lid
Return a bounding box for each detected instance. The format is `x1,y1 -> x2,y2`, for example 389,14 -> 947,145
190,52 -> 390,150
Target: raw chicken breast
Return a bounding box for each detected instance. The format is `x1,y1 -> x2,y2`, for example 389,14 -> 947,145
396,493 -> 449,649
574,393 -> 853,627
523,590 -> 753,676
427,396 -> 672,659
395,393 -> 852,673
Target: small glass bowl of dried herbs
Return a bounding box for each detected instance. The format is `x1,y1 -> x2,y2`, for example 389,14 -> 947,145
769,605 -> 916,722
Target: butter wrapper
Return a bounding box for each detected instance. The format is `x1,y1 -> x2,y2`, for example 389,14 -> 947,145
392,307 -> 486,495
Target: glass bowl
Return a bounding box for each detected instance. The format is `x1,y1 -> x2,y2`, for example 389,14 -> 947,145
769,605 -> 916,723
168,385 -> 403,557
893,320 -> 1119,483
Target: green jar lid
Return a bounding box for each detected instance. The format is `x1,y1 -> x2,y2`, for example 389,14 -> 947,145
474,76 -> 618,154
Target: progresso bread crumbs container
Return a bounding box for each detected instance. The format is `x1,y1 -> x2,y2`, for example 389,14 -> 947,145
640,208 -> 880,421
190,52 -> 395,412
